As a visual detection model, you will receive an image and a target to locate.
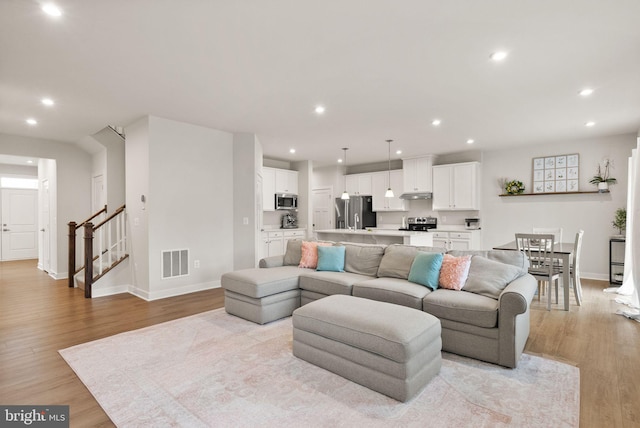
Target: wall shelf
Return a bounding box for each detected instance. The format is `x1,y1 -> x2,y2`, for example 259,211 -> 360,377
499,191 -> 602,197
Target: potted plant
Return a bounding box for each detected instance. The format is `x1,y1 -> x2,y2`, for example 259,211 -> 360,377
612,207 -> 626,236
589,158 -> 617,192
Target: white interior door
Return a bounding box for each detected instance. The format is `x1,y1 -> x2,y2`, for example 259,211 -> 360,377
1,189 -> 38,260
93,174 -> 105,212
312,187 -> 333,232
41,179 -> 51,272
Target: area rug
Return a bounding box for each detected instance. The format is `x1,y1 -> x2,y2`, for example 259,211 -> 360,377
60,309 -> 579,427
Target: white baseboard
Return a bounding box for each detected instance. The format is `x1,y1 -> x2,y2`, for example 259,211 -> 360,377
91,284 -> 130,298
580,272 -> 609,282
49,270 -> 68,280
128,281 -> 221,301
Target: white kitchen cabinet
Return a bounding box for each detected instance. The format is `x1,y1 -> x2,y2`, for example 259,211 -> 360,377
432,162 -> 480,210
275,169 -> 298,194
262,229 -> 306,258
263,167 -> 298,211
262,168 -> 276,211
345,173 -> 373,196
371,170 -> 407,211
403,155 -> 434,193
262,231 -> 284,258
431,230 -> 481,250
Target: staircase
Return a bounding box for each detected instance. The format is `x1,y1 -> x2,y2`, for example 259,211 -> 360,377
68,204 -> 128,298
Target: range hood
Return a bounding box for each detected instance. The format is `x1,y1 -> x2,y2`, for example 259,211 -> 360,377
399,192 -> 432,200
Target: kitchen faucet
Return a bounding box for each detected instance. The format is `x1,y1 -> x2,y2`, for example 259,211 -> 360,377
354,213 -> 359,230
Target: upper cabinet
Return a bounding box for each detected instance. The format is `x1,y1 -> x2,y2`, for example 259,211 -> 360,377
263,167 -> 298,211
403,155 -> 434,193
371,170 -> 407,211
432,162 -> 480,210
345,173 -> 373,196
275,168 -> 298,194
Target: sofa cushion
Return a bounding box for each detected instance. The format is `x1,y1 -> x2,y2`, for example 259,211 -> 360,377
378,245 -> 445,279
299,241 -> 332,269
283,239 -> 303,266
408,252 -> 444,291
299,271 -> 372,296
316,245 -> 346,272
423,289 -> 499,328
463,256 -> 527,299
352,277 -> 432,310
340,242 -> 387,277
448,250 -> 529,270
438,254 -> 472,291
221,266 -> 305,298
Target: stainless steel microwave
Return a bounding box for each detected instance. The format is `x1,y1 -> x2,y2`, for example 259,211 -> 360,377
275,193 -> 297,210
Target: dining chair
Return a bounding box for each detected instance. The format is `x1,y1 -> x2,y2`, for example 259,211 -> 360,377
516,233 -> 561,311
565,230 -> 584,306
532,227 -> 563,244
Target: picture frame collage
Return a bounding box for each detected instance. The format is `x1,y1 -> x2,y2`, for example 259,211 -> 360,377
532,153 -> 579,193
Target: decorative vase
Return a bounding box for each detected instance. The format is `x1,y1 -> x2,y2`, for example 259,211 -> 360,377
598,182 -> 609,193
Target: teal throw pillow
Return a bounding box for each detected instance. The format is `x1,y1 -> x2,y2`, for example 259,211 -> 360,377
408,252 -> 444,290
316,245 -> 346,272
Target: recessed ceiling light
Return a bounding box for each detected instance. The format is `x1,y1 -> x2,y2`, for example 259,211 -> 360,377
42,3 -> 62,17
432,119 -> 441,126
490,51 -> 508,61
26,160 -> 34,164
466,139 -> 475,144
396,150 -> 402,155
337,158 -> 343,163
26,118 -> 38,126
314,105 -> 326,114
41,98 -> 54,106
579,88 -> 594,97
289,148 -> 296,154
585,121 -> 596,127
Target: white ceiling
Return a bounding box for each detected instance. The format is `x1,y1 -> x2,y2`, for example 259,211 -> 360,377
1,0 -> 639,167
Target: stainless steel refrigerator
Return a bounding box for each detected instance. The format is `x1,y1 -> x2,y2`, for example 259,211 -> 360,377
335,196 -> 377,230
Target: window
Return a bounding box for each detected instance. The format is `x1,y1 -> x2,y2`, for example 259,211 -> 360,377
0,177 -> 38,189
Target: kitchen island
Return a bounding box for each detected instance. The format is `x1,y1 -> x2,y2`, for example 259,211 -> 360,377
315,229 -> 434,246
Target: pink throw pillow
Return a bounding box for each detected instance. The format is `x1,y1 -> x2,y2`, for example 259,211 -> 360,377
439,254 -> 472,290
299,241 -> 332,269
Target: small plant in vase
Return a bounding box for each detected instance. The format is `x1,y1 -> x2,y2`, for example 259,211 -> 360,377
589,158 -> 616,192
612,207 -> 626,236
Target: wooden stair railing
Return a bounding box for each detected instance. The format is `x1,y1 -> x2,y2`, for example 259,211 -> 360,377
68,204 -> 127,298
68,205 -> 107,288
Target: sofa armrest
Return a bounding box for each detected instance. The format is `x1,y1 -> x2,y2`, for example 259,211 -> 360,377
259,255 -> 285,268
497,273 -> 538,368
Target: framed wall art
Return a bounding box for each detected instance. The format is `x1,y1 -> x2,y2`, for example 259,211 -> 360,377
532,153 -> 579,193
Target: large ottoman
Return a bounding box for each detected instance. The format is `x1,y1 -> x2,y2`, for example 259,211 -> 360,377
292,295 -> 442,402
221,266 -> 304,324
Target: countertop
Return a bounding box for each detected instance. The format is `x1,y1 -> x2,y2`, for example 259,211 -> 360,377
315,228 -> 433,237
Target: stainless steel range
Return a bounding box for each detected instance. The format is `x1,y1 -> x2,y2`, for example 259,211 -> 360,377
403,216 -> 437,231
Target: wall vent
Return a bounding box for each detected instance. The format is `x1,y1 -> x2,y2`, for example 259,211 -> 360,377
162,249 -> 189,279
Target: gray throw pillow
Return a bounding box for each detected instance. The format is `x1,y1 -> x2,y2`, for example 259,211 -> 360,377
341,242 -> 386,276
283,239 -> 303,266
464,255 -> 526,299
377,245 -> 421,279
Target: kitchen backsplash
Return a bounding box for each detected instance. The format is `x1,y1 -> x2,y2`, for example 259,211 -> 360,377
376,199 -> 478,227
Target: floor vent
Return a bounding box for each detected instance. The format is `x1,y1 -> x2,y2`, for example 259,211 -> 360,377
162,249 -> 189,279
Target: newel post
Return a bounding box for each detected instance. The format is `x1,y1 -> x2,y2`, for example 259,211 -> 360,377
68,221 -> 77,288
84,222 -> 94,298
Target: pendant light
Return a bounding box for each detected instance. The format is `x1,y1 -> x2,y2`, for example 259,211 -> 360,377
385,140 -> 394,198
341,147 -> 350,200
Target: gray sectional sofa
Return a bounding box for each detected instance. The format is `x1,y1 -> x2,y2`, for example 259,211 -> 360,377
221,241 -> 538,368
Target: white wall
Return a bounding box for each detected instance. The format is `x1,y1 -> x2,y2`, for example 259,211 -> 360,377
0,133 -> 92,278
233,132 -> 262,269
481,133 -> 636,279
126,116 -> 235,300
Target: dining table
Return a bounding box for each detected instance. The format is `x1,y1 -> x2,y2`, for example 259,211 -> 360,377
493,240 -> 575,311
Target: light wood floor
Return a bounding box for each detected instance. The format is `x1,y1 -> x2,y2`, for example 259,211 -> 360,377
1,259 -> 639,427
